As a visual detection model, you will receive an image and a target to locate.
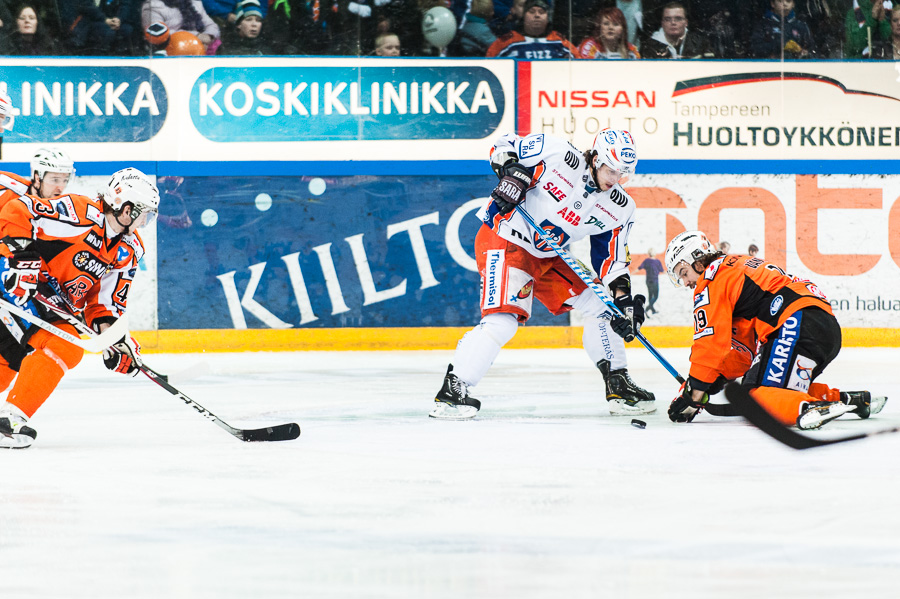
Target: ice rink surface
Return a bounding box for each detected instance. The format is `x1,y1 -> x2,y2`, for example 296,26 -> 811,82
3,346 -> 900,599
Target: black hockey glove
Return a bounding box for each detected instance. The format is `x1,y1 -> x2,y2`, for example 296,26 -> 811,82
610,294 -> 645,343
668,381 -> 709,423
3,250 -> 42,306
491,163 -> 531,215
103,336 -> 142,377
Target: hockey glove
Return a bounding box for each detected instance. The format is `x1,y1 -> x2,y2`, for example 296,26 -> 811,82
3,251 -> 42,306
668,381 -> 709,423
610,294 -> 645,342
103,336 -> 142,377
491,163 -> 531,215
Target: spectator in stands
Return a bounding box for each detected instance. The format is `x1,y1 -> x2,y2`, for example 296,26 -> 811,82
638,248 -> 664,316
61,0 -> 139,56
489,0 -> 525,37
265,0 -> 327,54
374,31 -> 401,54
486,0 -> 578,58
552,0 -> 598,47
750,0 -> 816,58
793,0 -> 844,56
846,0 -> 892,57
454,0 -> 497,56
141,0 -> 220,50
577,6 -> 640,58
748,243 -> 760,257
717,240 -> 731,253
641,2 -> 715,58
372,0 -> 425,56
872,5 -> 900,58
0,3 -> 59,55
216,0 -> 271,54
689,0 -> 753,58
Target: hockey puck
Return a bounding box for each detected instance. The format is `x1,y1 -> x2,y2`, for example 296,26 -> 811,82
631,419 -> 647,429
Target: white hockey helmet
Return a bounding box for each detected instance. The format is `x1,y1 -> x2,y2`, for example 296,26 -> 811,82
31,147 -> 76,181
591,129 -> 638,175
665,230 -> 716,287
0,89 -> 13,130
103,168 -> 160,228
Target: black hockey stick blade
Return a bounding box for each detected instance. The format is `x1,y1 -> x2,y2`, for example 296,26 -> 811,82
724,382 -> 899,450
240,423 -> 301,442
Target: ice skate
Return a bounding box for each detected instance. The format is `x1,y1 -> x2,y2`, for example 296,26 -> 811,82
840,391 -> 887,419
597,360 -> 656,415
796,401 -> 856,430
430,365 -> 481,420
0,403 -> 36,449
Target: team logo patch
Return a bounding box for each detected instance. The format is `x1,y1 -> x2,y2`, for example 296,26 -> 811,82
603,131 -> 617,144
769,295 -> 784,316
510,280 -> 533,303
532,220 -> 568,253
116,246 -> 131,263
787,355 -> 817,393
763,314 -> 802,387
519,134 -> 544,159
505,267 -> 534,317
619,147 -> 636,164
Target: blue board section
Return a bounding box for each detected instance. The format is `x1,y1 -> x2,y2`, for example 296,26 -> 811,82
157,175 -> 568,329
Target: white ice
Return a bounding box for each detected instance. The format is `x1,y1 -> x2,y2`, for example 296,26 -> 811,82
3,346 -> 900,598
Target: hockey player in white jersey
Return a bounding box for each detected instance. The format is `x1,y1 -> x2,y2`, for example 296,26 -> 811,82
431,129 -> 655,419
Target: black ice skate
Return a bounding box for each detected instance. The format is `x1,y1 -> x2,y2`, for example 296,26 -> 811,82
597,360 -> 656,415
796,400 -> 856,430
840,391 -> 888,419
429,365 -> 481,420
0,405 -> 36,449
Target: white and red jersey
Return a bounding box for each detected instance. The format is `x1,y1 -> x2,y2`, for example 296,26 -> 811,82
0,193 -> 144,328
479,132 -> 636,287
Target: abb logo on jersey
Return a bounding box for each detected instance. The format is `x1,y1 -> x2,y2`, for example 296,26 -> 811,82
543,181 -> 567,201
556,207 -> 580,226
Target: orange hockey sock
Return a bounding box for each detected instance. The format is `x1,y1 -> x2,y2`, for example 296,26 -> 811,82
808,382 -> 841,402
7,327 -> 83,418
749,387 -> 820,426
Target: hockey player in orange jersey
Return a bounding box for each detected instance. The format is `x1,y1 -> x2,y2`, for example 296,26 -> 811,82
0,168 -> 159,449
0,147 -> 76,208
663,231 -> 886,430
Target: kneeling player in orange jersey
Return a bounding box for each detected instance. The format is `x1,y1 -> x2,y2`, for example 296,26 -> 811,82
0,168 -> 159,449
663,231 -> 886,430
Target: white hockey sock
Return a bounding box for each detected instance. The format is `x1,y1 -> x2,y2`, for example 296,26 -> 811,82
582,316 -> 627,370
452,313 -> 519,387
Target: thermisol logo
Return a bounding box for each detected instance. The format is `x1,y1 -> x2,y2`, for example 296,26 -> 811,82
1,66 -> 167,143
190,66 -> 506,142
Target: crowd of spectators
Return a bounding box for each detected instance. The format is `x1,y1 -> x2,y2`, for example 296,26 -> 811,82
0,0 -> 897,58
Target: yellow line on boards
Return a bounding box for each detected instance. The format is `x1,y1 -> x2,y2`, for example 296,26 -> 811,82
130,326 -> 900,353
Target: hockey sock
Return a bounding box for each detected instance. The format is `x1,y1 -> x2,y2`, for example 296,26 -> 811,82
808,382 -> 841,402
452,313 -> 518,387
583,316 -> 627,370
7,327 -> 83,418
0,361 -> 17,393
749,387 -> 819,426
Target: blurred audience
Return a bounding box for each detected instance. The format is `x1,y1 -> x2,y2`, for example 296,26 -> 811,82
374,30 -> 401,53
750,0 -> 816,58
845,0 -> 892,57
0,3 -> 60,54
871,5 -> 900,58
61,0 -> 139,55
141,0 -> 220,50
577,6 -> 640,58
641,2 -> 715,58
487,0 -> 578,57
454,0 -> 496,55
216,0 -> 270,54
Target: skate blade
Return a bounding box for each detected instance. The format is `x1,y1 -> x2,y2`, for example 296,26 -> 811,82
429,402 -> 479,420
608,399 -> 657,416
797,403 -> 855,430
0,433 -> 34,449
869,396 -> 888,416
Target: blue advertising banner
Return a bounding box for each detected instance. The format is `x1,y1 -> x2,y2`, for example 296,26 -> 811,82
1,66 -> 166,143
157,175 -> 567,328
189,66 -> 505,141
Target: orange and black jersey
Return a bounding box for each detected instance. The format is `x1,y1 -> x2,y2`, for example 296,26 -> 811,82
689,254 -> 832,386
0,171 -> 31,210
0,193 -> 144,329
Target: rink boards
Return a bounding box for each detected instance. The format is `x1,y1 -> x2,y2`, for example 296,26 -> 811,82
0,58 -> 898,347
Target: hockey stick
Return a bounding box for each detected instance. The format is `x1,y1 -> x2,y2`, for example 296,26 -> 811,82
515,205 -> 686,384
34,294 -> 301,443
0,296 -> 129,352
724,382 -> 897,449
